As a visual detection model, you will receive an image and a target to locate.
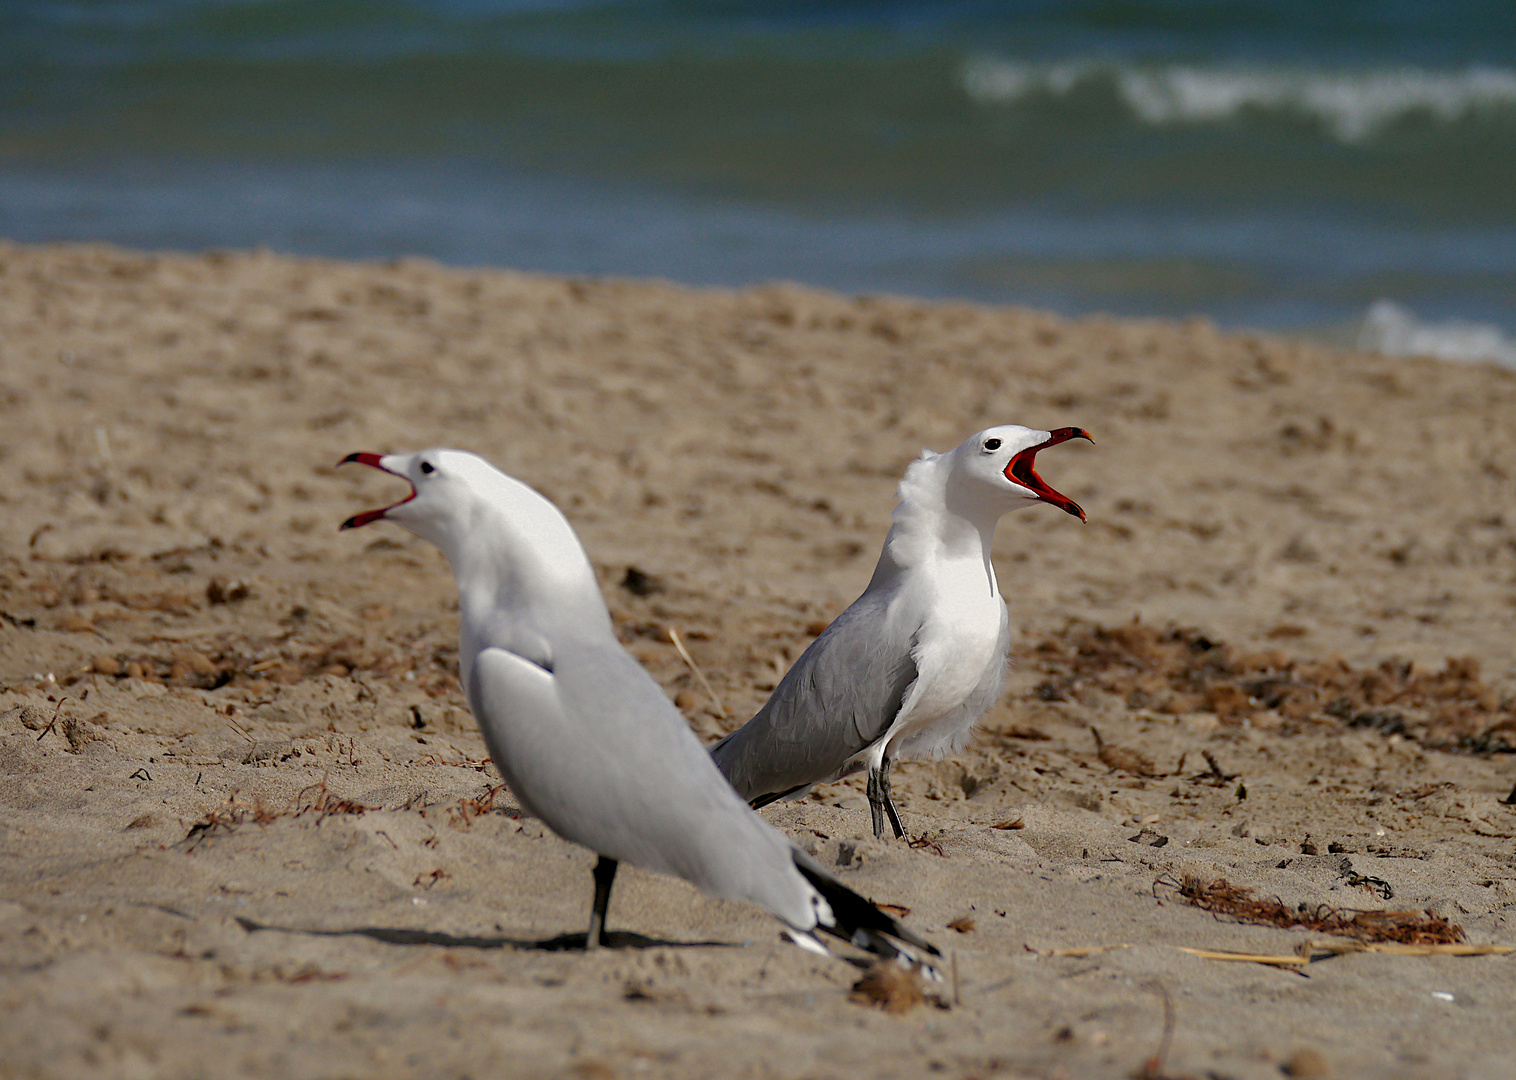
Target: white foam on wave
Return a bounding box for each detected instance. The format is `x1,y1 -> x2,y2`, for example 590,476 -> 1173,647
1357,300 -> 1516,368
961,57 -> 1516,142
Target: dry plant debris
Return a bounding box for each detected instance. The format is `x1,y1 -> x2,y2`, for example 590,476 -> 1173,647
1129,980 -> 1197,1080
1186,750 -> 1238,786
1091,725 -> 1160,776
14,557 -> 463,696
182,777 -> 374,846
1030,944 -> 1133,958
444,783 -> 514,828
1174,946 -> 1307,969
849,962 -> 928,1014
1029,620 -> 1516,752
1302,939 -> 1511,958
1156,873 -> 1466,945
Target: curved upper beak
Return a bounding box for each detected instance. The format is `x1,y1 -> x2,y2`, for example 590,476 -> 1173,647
339,452 -> 414,530
1005,427 -> 1093,522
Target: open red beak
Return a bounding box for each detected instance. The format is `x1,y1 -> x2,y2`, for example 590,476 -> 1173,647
1005,427 -> 1092,522
339,452 -> 415,530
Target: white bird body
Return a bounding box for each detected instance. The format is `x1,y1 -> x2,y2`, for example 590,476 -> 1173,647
341,449 -> 937,964
712,424 -> 1090,837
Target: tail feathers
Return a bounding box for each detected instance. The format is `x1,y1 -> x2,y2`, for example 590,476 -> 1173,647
750,782 -> 811,810
791,850 -> 941,973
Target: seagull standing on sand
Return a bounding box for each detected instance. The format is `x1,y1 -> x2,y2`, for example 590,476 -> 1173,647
340,449 -> 938,968
711,425 -> 1091,839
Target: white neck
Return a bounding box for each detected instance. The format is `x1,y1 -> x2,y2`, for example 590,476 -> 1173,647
433,490 -> 614,679
867,452 -> 1005,595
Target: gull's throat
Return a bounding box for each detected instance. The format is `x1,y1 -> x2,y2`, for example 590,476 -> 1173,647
1003,428 -> 1089,522
339,452 -> 416,529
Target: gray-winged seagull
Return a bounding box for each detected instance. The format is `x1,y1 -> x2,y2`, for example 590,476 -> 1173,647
711,424 -> 1091,839
340,449 -> 938,969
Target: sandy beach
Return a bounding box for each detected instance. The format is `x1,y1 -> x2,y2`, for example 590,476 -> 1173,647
2,241 -> 1514,1080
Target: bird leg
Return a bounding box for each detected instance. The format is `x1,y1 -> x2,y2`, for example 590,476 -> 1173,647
879,756 -> 906,839
586,855 -> 619,949
866,761 -> 908,840
866,767 -> 885,838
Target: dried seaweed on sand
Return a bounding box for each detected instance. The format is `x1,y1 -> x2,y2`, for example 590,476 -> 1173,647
181,776 -> 375,846
1156,872 -> 1465,945
1030,620 -> 1516,752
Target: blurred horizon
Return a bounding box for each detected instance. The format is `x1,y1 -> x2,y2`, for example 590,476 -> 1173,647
3,0 -> 1514,360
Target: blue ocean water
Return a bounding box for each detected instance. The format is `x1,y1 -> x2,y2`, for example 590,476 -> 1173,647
2,1 -> 1513,354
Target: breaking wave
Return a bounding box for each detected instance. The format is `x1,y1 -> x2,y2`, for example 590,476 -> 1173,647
961,58 -> 1516,143
1357,301 -> 1516,368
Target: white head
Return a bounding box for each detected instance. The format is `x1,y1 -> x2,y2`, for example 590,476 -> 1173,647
338,448 -> 600,611
943,424 -> 1093,522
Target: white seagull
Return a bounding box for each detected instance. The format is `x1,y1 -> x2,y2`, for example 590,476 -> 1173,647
340,449 -> 938,967
711,424 -> 1092,839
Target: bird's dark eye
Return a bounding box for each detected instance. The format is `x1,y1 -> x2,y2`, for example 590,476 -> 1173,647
419,461 -> 435,475
984,438 -> 1002,452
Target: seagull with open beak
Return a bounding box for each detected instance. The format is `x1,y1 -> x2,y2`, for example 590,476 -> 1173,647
338,448 -> 940,970
711,424 -> 1092,839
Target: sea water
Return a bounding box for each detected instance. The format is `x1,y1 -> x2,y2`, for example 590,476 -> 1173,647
2,0 -> 1512,363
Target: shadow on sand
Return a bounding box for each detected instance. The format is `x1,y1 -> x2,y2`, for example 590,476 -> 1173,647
233,916 -> 738,952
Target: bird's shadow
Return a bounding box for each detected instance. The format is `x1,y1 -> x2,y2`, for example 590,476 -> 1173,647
233,916 -> 736,952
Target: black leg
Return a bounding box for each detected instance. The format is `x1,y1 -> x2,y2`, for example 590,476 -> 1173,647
866,767 -> 886,838
879,756 -> 906,839
586,855 -> 618,949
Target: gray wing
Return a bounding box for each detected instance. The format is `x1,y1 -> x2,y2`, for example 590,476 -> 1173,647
467,642 -> 816,926
467,638 -> 942,965
710,592 -> 918,801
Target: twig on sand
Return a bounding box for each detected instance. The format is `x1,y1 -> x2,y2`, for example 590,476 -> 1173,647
1188,750 -> 1238,786
1027,943 -> 1134,958
34,698 -> 66,742
1301,939 -> 1512,959
1131,980 -> 1181,1080
1090,725 -> 1159,776
667,626 -> 728,721
1175,946 -> 1307,968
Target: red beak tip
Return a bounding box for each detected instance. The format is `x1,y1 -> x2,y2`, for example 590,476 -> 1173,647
341,508 -> 388,530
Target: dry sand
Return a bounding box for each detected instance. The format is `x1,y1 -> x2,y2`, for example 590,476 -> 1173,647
1,241 -> 1514,1080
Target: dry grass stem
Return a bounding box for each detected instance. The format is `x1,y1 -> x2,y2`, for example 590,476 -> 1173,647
1033,944 -> 1134,958
1175,946 -> 1308,968
668,626 -> 728,721
1302,939 -> 1511,958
